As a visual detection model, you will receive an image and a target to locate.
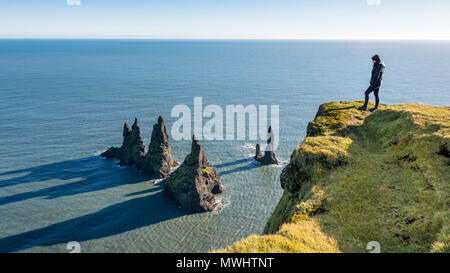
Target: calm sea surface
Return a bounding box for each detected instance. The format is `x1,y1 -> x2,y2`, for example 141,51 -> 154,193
0,40 -> 449,252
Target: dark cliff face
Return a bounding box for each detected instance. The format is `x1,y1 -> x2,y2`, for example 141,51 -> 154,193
101,116 -> 177,177
143,116 -> 178,178
164,136 -> 223,213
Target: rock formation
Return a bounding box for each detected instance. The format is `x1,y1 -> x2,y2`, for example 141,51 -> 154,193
101,116 -> 177,177
164,136 -> 223,213
254,126 -> 280,165
101,118 -> 146,168
255,144 -> 264,159
143,116 -> 178,178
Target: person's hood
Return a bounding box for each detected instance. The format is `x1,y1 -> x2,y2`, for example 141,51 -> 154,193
374,61 -> 386,68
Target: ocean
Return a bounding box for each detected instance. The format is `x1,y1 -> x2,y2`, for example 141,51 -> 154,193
0,39 -> 449,252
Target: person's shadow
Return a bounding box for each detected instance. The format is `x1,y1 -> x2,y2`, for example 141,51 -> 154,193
0,156 -> 186,253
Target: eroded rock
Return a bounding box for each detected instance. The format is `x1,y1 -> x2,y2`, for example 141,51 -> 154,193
101,116 -> 177,176
143,116 -> 178,178
101,118 -> 146,167
164,136 -> 223,213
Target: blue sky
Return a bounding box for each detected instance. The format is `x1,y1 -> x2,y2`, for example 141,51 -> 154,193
1,0 -> 450,39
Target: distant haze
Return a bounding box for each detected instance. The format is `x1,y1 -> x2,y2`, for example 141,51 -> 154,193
1,0 -> 450,40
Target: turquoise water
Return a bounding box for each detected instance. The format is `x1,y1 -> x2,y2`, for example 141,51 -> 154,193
0,40 -> 449,252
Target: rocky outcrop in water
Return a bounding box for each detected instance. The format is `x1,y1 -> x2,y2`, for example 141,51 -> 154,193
143,116 -> 178,178
164,136 -> 223,213
101,118 -> 146,168
102,116 -> 177,176
254,126 -> 279,165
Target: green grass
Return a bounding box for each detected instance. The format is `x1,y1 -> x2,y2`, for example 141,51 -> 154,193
213,220 -> 341,253
217,101 -> 450,253
201,167 -> 211,174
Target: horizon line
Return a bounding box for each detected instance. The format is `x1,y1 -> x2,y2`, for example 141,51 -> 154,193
1,37 -> 450,41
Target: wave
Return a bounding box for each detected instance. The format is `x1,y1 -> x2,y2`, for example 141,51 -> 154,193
250,156 -> 288,168
212,194 -> 231,215
94,150 -> 106,157
241,143 -> 256,150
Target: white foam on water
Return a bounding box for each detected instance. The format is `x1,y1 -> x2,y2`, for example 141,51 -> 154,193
267,158 -> 289,168
250,156 -> 288,168
212,195 -> 231,215
94,150 -> 106,158
279,158 -> 289,166
153,178 -> 165,184
242,143 -> 256,150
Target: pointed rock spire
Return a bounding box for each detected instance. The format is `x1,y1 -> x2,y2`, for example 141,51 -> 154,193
254,126 -> 280,165
164,135 -> 223,212
143,115 -> 178,178
101,118 -> 146,166
123,122 -> 131,138
255,144 -> 264,159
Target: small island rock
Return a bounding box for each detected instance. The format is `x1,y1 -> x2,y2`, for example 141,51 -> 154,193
254,126 -> 280,165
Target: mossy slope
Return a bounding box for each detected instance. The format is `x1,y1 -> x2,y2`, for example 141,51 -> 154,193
217,101 -> 450,253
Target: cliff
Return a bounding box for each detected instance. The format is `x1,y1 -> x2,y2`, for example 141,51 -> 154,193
217,101 -> 450,253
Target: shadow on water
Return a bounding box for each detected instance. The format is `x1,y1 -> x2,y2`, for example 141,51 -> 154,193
214,158 -> 253,168
0,156 -> 187,252
0,156 -> 140,188
125,188 -> 161,197
214,158 -> 263,176
0,157 -> 154,206
0,156 -> 263,252
0,187 -> 186,252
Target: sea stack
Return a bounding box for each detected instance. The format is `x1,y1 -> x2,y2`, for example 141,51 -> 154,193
164,136 -> 223,213
102,116 -> 178,177
101,118 -> 146,167
254,126 -> 280,165
143,116 -> 178,178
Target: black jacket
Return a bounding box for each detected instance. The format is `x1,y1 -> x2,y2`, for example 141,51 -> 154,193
370,61 -> 386,86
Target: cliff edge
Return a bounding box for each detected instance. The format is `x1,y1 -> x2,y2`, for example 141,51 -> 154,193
217,101 -> 449,253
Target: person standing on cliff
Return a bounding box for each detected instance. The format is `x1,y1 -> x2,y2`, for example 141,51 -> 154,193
358,54 -> 386,112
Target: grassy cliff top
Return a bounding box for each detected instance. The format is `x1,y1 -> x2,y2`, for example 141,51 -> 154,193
216,101 -> 450,253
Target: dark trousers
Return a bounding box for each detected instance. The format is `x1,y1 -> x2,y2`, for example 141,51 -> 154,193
363,84 -> 380,108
